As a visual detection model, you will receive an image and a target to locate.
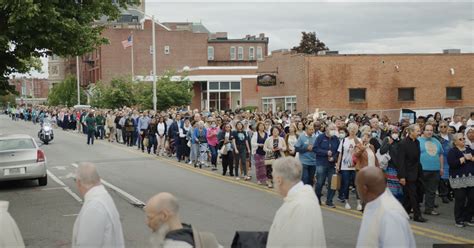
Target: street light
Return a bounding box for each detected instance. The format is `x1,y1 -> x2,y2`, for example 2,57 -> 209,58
152,15 -> 157,112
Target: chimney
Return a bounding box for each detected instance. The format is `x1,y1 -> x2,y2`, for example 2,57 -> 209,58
259,33 -> 265,39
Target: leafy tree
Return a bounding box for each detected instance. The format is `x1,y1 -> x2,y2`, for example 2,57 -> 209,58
0,93 -> 16,107
0,0 -> 139,95
90,72 -> 193,111
291,31 -> 329,55
156,73 -> 193,111
48,76 -> 86,106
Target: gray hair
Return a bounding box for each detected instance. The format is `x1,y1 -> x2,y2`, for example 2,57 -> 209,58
453,133 -> 464,142
272,157 -> 302,184
347,123 -> 359,134
76,162 -> 101,187
359,125 -> 371,135
325,123 -> 337,134
407,124 -> 420,134
157,193 -> 180,215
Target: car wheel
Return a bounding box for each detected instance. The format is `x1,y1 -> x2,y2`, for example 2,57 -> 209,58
38,175 -> 48,186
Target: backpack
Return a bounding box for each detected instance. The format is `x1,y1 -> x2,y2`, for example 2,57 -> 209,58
191,226 -> 220,248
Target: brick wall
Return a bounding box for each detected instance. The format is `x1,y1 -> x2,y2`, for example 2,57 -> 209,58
98,20 -> 209,83
242,51 -> 307,112
306,54 -> 474,114
209,42 -> 268,62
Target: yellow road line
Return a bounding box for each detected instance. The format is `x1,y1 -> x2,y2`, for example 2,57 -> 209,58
63,130 -> 474,244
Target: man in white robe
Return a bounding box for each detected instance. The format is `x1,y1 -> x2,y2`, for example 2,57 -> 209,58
356,166 -> 416,248
0,201 -> 24,247
72,162 -> 125,248
267,157 -> 326,248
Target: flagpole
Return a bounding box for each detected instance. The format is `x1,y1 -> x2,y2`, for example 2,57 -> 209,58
152,15 -> 157,112
131,33 -> 134,82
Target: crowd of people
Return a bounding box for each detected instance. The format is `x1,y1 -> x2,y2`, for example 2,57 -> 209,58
4,105 -> 474,229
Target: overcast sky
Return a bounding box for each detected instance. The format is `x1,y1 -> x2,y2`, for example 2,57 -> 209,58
30,0 -> 473,78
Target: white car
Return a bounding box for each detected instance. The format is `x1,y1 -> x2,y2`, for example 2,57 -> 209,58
0,134 -> 47,186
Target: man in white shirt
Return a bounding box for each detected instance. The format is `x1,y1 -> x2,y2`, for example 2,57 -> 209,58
450,114 -> 463,132
267,157 -> 326,247
72,163 -> 124,248
356,166 -> 416,248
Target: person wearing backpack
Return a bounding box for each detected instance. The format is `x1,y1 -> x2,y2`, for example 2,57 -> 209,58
145,193 -> 221,248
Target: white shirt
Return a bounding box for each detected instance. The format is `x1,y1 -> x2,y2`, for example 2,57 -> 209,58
367,146 -> 376,167
449,121 -> 462,132
338,137 -> 360,170
467,118 -> 474,128
267,182 -> 326,248
157,123 -> 166,136
72,185 -> 125,248
0,201 -> 24,248
357,190 -> 416,248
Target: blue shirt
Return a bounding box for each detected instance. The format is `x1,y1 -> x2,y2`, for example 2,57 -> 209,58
418,137 -> 443,171
294,133 -> 317,166
313,134 -> 340,167
137,116 -> 150,130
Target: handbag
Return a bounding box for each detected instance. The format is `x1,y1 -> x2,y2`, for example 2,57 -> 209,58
143,137 -> 149,147
331,174 -> 341,190
220,143 -> 228,155
376,149 -> 391,170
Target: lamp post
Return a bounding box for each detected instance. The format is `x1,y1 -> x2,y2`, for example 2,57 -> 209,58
152,15 -> 157,112
76,56 -> 81,105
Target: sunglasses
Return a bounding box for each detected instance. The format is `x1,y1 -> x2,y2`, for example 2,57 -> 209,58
439,126 -> 447,128
458,138 -> 465,141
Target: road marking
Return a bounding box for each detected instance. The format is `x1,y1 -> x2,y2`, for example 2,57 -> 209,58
41,187 -> 67,191
47,170 -> 83,203
52,166 -> 66,170
71,163 -> 146,208
62,214 -> 79,217
63,129 -> 474,244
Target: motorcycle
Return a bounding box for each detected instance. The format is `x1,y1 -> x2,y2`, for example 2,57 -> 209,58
38,120 -> 54,145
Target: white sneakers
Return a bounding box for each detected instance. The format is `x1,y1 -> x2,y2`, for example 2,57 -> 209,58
356,200 -> 363,211
345,201 -> 351,210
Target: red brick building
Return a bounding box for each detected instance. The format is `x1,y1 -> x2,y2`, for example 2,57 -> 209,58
238,50 -> 474,119
75,15 -> 268,85
9,77 -> 50,99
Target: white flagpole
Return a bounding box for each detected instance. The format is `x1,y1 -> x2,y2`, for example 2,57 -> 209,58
152,16 -> 157,112
76,56 -> 80,105
131,33 -> 134,82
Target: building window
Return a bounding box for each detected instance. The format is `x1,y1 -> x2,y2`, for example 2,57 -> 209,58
262,98 -> 273,113
164,45 -> 170,55
257,46 -> 263,60
231,82 -> 240,90
285,96 -> 297,112
208,46 -> 214,60
220,82 -> 230,90
349,88 -> 366,102
209,82 -> 219,90
237,47 -> 244,60
398,88 -> 415,101
249,47 -> 255,60
230,46 -> 236,60
446,87 -> 462,100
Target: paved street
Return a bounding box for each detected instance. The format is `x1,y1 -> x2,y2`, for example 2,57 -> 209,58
0,114 -> 473,247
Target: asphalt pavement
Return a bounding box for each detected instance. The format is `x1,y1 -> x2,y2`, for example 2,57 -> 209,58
0,114 -> 473,247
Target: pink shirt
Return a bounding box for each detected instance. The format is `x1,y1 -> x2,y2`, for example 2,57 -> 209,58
206,127 -> 220,146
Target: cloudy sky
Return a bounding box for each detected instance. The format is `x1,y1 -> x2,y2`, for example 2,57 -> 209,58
30,0 -> 473,78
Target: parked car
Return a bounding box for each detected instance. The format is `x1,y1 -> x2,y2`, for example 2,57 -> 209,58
0,134 -> 47,186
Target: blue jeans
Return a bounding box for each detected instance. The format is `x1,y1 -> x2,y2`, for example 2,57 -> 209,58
315,165 -> 336,205
209,145 -> 218,166
340,170 -> 357,200
301,164 -> 316,186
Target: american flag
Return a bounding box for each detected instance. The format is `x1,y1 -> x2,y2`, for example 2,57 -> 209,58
121,35 -> 133,49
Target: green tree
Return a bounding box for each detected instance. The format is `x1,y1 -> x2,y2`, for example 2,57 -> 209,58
156,73 -> 193,111
90,72 -> 193,111
291,31 -> 329,55
0,0 -> 139,95
48,76 -> 86,106
0,93 -> 16,107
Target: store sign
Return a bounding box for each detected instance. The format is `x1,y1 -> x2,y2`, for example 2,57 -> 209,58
257,74 -> 277,86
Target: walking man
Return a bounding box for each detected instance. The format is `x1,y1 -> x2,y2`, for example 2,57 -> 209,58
72,163 -> 124,248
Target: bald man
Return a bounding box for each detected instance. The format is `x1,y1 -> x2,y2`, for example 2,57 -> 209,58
145,193 -> 221,248
72,163 -> 124,248
355,167 -> 415,248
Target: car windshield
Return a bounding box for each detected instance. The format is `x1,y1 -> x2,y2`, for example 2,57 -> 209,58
0,138 -> 36,151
